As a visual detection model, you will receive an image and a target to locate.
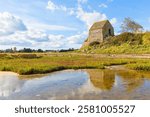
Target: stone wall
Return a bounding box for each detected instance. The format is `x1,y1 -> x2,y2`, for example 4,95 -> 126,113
102,23 -> 114,39
88,29 -> 103,43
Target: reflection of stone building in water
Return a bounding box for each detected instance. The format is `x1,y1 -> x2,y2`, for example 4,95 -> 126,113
87,69 -> 148,92
117,70 -> 144,92
87,70 -> 115,90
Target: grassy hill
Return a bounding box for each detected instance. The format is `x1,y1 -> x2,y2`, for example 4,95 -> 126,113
80,32 -> 150,54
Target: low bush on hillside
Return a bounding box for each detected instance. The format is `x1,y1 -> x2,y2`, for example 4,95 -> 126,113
89,41 -> 100,46
102,32 -> 143,47
17,54 -> 41,59
142,32 -> 150,45
81,32 -> 150,54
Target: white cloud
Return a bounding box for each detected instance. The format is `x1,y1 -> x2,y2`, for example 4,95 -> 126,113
46,0 -> 114,32
46,0 -> 74,15
0,30 -> 49,46
47,0 -> 77,16
46,0 -> 68,12
0,12 -> 66,49
39,35 -> 65,49
36,32 -> 87,50
0,12 -> 85,50
110,18 -> 117,25
0,28 -> 86,50
46,1 -> 59,11
25,30 -> 49,42
76,7 -> 107,29
0,29 -> 66,49
25,21 -> 76,31
48,34 -> 64,41
68,8 -> 75,15
0,12 -> 27,36
67,31 -> 88,44
99,3 -> 108,8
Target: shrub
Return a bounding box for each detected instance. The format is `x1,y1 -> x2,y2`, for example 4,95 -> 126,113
103,32 -> 143,46
142,32 -> 150,45
89,41 -> 100,46
0,54 -> 8,58
17,54 -> 41,59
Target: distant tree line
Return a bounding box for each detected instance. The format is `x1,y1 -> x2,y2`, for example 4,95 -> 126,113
0,48 -> 76,53
59,48 -> 75,52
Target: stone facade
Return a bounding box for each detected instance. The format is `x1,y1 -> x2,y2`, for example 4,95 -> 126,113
82,20 -> 114,47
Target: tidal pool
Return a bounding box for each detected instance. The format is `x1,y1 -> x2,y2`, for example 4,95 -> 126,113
0,69 -> 150,100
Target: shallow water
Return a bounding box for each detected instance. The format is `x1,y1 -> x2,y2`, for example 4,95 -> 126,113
0,69 -> 150,100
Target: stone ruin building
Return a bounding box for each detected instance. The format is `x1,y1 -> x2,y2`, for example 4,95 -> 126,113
82,20 -> 114,47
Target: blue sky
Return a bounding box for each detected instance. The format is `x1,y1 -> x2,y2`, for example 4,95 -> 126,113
0,0 -> 150,50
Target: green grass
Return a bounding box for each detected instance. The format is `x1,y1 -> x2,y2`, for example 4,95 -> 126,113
80,32 -> 150,54
127,63 -> 150,71
0,53 -> 135,75
1,53 -> 150,75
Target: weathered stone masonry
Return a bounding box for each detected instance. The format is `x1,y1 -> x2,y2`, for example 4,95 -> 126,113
82,20 -> 114,47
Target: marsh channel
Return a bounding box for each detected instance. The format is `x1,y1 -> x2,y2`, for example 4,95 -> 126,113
0,66 -> 150,100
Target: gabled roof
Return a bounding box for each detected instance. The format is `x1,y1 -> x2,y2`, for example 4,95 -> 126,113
90,20 -> 110,31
